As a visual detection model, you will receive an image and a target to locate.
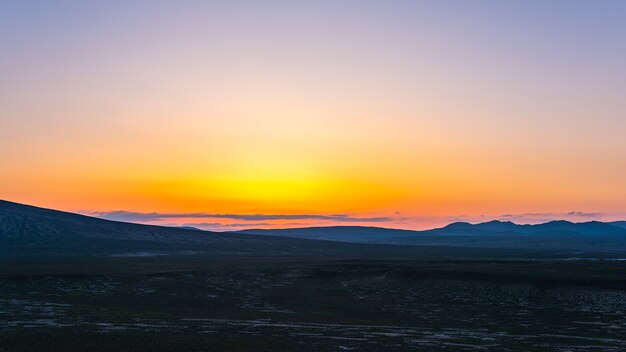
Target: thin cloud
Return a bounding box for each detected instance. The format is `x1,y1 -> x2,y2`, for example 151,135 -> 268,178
496,211 -> 606,224
565,211 -> 601,217
179,222 -> 272,228
500,211 -> 602,219
87,211 -> 391,223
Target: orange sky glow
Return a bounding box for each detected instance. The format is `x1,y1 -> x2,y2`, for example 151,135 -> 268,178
1,1 -> 625,231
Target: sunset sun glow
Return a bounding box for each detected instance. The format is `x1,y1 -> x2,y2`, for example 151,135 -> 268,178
2,1 -> 625,231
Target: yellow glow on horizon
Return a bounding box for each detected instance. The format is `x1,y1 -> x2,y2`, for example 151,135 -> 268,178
2,1 -> 625,230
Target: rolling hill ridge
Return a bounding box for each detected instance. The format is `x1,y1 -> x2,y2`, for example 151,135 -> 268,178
2,199 -> 626,256
236,220 -> 626,250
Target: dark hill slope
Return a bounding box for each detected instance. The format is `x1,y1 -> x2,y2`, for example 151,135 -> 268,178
1,200 -> 525,259
3,199 -> 626,257
610,221 -> 626,230
233,226 -> 419,243
237,221 -> 626,251
0,200 -> 386,257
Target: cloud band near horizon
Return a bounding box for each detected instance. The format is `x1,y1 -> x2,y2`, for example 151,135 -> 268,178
87,211 -> 391,223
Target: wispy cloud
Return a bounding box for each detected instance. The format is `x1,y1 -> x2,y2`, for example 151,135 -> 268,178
499,211 -> 602,221
564,211 -> 603,218
87,211 -> 391,223
178,222 -> 272,228
500,211 -> 601,219
490,211 -> 606,224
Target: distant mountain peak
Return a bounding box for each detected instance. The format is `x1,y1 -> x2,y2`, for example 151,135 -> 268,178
444,220 -> 517,230
544,220 -> 574,225
444,221 -> 472,227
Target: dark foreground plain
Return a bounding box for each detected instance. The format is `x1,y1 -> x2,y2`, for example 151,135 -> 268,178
1,255 -> 626,352
2,200 -> 626,351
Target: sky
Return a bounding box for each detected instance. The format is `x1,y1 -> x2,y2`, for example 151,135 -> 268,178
1,0 -> 625,231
